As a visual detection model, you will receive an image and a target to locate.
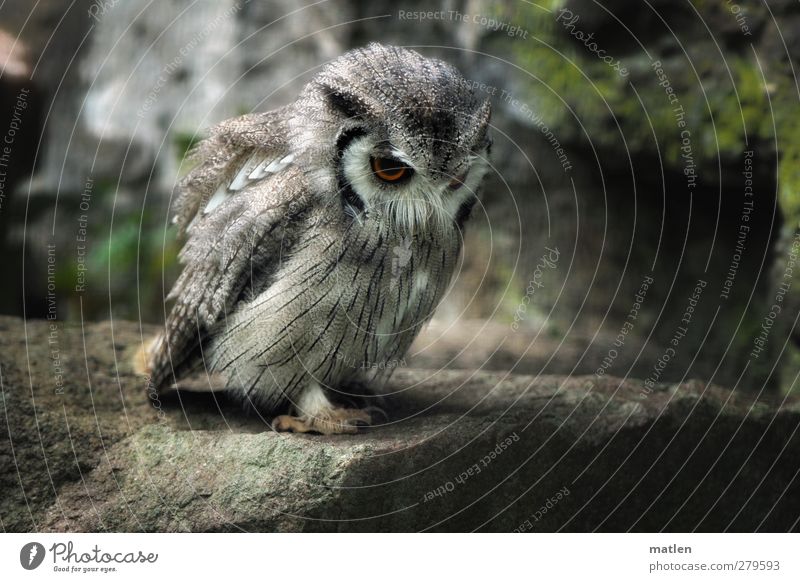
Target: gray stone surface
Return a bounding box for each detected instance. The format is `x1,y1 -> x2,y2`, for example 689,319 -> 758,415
1,315 -> 799,532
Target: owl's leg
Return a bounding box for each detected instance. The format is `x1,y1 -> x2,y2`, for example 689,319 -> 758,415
271,381 -> 372,435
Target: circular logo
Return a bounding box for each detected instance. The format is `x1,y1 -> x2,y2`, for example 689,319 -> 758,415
19,542 -> 45,570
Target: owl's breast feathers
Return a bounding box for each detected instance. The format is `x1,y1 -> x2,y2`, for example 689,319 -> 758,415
200,211 -> 461,410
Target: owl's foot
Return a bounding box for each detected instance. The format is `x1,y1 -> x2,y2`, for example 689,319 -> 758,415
272,382 -> 377,435
271,407 -> 372,435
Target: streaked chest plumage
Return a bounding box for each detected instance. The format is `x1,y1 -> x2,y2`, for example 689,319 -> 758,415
205,202 -> 460,410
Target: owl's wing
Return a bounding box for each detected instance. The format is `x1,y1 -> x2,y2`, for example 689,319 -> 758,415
171,108 -> 294,234
148,108 -> 313,390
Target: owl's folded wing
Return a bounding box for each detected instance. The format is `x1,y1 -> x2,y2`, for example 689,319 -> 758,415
147,109 -> 312,390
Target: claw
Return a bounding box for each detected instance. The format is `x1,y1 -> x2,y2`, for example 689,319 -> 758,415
271,407 -> 373,435
362,405 -> 389,423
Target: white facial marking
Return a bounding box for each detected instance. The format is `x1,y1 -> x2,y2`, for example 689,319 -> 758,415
341,136 -> 489,233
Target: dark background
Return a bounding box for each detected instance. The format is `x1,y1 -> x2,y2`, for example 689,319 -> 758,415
1,0 -> 798,393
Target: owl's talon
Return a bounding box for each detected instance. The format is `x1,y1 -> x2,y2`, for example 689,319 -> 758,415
271,415 -> 305,433
362,405 -> 389,423
271,407 -> 373,435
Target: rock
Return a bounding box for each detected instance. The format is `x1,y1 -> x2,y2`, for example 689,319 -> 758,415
408,319 -> 666,378
1,315 -> 798,532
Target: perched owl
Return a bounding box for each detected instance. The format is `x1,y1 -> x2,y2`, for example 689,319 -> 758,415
141,43 -> 491,434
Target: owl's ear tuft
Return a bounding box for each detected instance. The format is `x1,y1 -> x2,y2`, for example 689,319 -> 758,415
472,98 -> 492,149
323,85 -> 369,120
476,98 -> 491,131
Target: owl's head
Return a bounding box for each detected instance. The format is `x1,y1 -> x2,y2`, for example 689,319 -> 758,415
294,43 -> 492,234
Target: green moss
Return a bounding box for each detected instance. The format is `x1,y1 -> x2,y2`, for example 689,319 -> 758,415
504,3 -> 797,175
498,2 -> 800,385
173,131 -> 203,160
508,0 -> 800,233
776,110 -> 800,226
60,209 -> 180,322
507,1 -> 616,129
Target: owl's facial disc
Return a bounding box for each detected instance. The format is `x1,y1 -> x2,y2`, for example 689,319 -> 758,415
338,134 -> 487,233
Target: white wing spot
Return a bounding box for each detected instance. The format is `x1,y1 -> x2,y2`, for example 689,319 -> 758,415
247,159 -> 272,181
203,153 -> 294,215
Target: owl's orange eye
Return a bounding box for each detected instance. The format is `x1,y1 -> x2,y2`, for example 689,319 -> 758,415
371,156 -> 412,183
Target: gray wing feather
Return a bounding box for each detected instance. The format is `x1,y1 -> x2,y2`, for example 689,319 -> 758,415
149,108 -> 311,389
172,108 -> 291,233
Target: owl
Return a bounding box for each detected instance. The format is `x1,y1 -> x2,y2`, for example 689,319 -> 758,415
141,43 -> 492,434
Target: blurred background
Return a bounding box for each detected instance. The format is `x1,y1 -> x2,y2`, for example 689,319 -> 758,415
1,0 -> 798,393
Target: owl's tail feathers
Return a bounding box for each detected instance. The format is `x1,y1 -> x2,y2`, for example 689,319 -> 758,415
133,333 -> 228,394
132,336 -> 156,377
133,334 -> 174,393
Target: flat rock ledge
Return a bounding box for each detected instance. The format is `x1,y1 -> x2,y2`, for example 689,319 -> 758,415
1,316 -> 798,532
